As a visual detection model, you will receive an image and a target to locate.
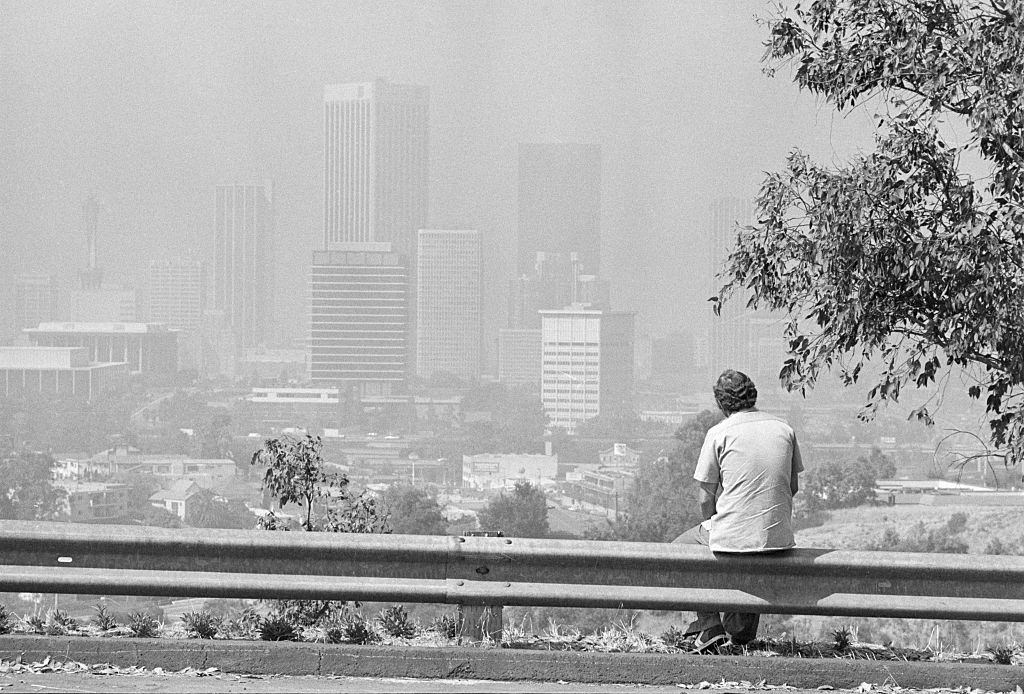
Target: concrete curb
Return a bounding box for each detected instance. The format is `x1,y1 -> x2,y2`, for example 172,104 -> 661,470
0,636 -> 1019,689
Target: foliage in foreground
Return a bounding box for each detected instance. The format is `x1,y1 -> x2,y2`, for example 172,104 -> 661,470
719,0 -> 1024,464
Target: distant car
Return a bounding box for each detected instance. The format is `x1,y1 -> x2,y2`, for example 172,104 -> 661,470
384,435 -> 400,440
366,432 -> 379,437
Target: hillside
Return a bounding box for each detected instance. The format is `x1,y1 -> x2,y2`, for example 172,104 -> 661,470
796,504 -> 1024,553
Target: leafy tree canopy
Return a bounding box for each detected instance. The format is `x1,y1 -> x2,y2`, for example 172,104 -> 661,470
477,480 -> 549,538
185,489 -> 255,530
381,485 -> 448,535
0,451 -> 65,521
591,410 -> 721,542
719,0 -> 1024,462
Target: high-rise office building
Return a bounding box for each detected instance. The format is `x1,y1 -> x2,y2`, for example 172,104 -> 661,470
13,274 -> 59,333
706,198 -> 784,383
323,80 -> 429,257
540,308 -> 634,433
144,258 -> 204,331
309,245 -> 409,394
415,230 -> 481,382
214,183 -> 272,348
517,143 -> 601,276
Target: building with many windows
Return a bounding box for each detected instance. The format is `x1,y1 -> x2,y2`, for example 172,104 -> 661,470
214,183 -> 272,348
415,229 -> 481,382
143,258 -> 204,331
309,246 -> 409,394
540,308 -> 635,432
323,80 -> 429,257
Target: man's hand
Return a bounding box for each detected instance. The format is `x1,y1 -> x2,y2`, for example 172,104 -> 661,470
698,481 -> 718,521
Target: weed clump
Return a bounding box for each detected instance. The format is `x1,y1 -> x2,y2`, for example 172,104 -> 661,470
182,610 -> 221,639
44,609 -> 77,636
0,604 -> 12,635
127,612 -> 160,638
377,605 -> 416,639
987,644 -> 1016,665
431,613 -> 458,639
832,626 -> 853,652
92,604 -> 117,631
660,625 -> 690,650
259,616 -> 298,641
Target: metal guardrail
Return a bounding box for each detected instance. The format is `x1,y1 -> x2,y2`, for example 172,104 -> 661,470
1,520 -> 1022,622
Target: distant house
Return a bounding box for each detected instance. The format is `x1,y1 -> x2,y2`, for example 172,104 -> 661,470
57,481 -> 132,523
68,446 -> 236,489
149,480 -> 202,519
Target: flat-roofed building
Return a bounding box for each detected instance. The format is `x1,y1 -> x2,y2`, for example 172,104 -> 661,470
56,481 -> 132,523
540,308 -> 635,432
24,322 -> 178,374
0,346 -> 128,400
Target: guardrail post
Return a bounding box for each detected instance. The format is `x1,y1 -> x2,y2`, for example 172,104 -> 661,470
458,530 -> 504,643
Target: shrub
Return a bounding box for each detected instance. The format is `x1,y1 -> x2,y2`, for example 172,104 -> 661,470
224,606 -> 262,640
44,609 -> 77,636
832,627 -> 853,651
0,605 -> 12,635
987,644 -> 1016,665
92,604 -> 117,631
377,605 -> 416,639
340,614 -> 375,644
181,610 -> 220,639
430,613 -> 458,639
127,612 -> 160,638
24,615 -> 45,634
259,616 -> 297,642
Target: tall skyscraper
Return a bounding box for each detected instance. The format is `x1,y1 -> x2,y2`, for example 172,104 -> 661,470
309,245 -> 409,394
323,80 -> 429,257
517,143 -> 601,276
540,308 -> 634,433
415,230 -> 481,382
214,183 -> 272,348
13,274 -> 58,332
706,198 -> 785,384
143,258 -> 204,331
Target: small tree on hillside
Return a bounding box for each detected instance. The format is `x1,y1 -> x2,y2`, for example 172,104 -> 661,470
250,433 -> 387,533
478,480 -> 549,538
185,489 -> 255,530
382,485 -> 448,535
800,458 -> 877,512
0,451 -> 66,521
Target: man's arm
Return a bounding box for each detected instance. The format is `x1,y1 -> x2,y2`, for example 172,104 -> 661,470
790,471 -> 799,497
698,481 -> 718,521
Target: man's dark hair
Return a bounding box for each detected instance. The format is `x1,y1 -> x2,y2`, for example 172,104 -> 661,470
713,370 -> 757,414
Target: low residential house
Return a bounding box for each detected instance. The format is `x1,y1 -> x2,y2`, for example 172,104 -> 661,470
149,480 -> 202,519
57,481 -> 132,523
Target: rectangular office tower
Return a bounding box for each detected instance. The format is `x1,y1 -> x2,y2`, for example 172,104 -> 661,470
323,80 -> 429,257
144,258 -> 204,331
13,274 -> 58,333
309,246 -> 409,395
415,230 -> 481,383
214,183 -> 272,348
517,143 -> 601,277
540,308 -> 634,433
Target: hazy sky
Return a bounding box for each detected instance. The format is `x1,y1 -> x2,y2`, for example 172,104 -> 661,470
0,1 -> 877,356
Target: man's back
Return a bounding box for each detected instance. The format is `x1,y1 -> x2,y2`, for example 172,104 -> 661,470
694,410 -> 803,552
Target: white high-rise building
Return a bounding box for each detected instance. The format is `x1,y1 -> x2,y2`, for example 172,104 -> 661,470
415,230 -> 481,382
540,308 -> 634,433
323,80 -> 429,257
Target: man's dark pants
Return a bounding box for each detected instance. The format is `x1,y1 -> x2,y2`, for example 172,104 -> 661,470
672,524 -> 759,644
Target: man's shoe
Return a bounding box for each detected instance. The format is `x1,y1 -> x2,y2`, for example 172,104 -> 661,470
689,626 -> 729,654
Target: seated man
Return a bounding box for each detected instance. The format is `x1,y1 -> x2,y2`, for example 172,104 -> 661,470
673,369 -> 803,653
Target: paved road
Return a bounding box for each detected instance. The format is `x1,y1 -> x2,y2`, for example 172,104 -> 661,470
0,672 -> 872,693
